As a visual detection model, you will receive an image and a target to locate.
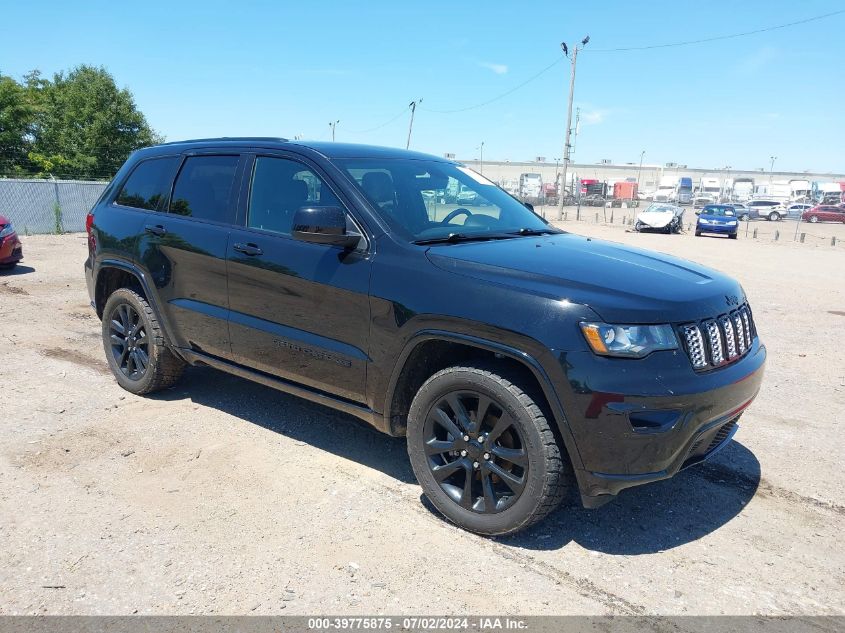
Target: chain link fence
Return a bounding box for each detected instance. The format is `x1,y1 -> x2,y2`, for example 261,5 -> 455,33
0,178 -> 108,234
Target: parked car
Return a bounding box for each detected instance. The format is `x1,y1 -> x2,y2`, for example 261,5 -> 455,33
582,194 -> 607,207
728,203 -> 755,221
695,205 -> 739,239
634,203 -> 685,233
786,203 -> 813,219
85,138 -> 765,536
746,199 -> 786,221
802,205 -> 845,223
0,215 -> 23,269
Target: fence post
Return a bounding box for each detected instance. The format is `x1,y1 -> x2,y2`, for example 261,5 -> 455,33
800,233 -> 805,243
833,236 -> 837,247
51,176 -> 63,234
595,212 -> 599,223
753,228 -> 758,239
774,230 -> 779,241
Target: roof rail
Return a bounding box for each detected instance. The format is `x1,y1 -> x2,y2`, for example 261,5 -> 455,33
159,136 -> 289,146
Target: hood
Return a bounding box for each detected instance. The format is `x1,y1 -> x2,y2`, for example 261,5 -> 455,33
636,210 -> 676,228
425,233 -> 745,323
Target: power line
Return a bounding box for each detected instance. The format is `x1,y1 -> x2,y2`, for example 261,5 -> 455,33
421,56 -> 565,114
587,9 -> 845,52
346,108 -> 409,134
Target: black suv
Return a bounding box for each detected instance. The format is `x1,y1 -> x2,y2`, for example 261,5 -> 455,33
85,138 -> 766,535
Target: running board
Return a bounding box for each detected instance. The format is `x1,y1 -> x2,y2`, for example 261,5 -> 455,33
179,349 -> 384,431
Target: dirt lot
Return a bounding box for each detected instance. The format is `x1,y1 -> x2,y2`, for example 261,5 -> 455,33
1,229 -> 843,616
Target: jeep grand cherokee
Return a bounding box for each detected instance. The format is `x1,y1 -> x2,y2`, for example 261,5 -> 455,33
85,138 -> 765,535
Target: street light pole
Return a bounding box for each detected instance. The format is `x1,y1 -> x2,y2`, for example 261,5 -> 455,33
769,155 -> 777,186
556,36 -> 589,220
406,99 -> 422,150
478,141 -> 485,174
329,120 -> 339,142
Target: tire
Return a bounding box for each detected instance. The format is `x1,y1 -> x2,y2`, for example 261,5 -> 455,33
101,288 -> 185,395
739,214 -> 750,221
729,233 -> 738,239
695,230 -> 702,236
809,215 -> 819,223
768,211 -> 781,221
406,363 -> 570,536
635,221 -> 644,232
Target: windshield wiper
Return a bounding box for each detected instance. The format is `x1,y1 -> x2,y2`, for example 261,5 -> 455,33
413,232 -> 513,245
509,227 -> 560,236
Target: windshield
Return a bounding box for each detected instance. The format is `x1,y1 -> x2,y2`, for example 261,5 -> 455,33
704,207 -> 735,217
645,203 -> 676,214
336,158 -> 551,242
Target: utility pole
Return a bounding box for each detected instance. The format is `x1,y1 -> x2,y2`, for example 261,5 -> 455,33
329,120 -> 339,142
557,36 -> 589,220
769,155 -> 777,186
406,99 -> 422,149
636,150 -> 645,188
478,141 -> 485,174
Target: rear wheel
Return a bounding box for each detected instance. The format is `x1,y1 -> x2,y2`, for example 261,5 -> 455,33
407,363 -> 570,536
768,211 -> 781,221
739,213 -> 750,221
102,288 -> 185,395
809,215 -> 819,223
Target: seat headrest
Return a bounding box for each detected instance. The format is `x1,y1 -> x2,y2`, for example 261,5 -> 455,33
362,172 -> 395,204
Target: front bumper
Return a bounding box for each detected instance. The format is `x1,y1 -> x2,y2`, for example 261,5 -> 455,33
554,339 -> 766,507
698,223 -> 738,234
0,234 -> 23,265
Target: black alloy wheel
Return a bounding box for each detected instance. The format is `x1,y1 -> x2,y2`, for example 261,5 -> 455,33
101,288 -> 185,395
108,303 -> 148,380
424,390 -> 527,514
407,364 -> 570,535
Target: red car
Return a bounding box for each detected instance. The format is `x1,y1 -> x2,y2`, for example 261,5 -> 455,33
802,205 -> 845,223
0,215 -> 23,269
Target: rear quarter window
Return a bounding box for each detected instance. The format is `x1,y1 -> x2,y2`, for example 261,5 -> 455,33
114,157 -> 181,210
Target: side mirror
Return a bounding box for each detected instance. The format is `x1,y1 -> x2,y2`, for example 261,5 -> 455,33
694,209 -> 701,215
524,202 -> 535,212
291,206 -> 361,249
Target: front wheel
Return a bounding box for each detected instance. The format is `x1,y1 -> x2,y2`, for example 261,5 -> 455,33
768,211 -> 781,221
809,215 -> 819,223
407,364 -> 570,536
101,288 -> 185,395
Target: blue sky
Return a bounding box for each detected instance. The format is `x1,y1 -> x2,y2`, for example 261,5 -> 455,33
2,1 -> 843,172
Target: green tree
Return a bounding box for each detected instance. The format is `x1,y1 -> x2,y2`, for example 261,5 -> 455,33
0,72 -> 36,175
29,65 -> 162,179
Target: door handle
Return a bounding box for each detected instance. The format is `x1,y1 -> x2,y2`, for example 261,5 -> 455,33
233,242 -> 263,256
144,224 -> 167,236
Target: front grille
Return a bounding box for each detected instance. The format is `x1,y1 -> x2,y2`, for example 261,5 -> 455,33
680,304 -> 757,371
706,419 -> 737,453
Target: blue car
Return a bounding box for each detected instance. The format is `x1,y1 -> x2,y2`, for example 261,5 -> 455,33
695,204 -> 740,239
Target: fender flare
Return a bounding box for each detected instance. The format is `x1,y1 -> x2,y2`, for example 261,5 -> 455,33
384,329 -> 584,470
95,258 -> 183,358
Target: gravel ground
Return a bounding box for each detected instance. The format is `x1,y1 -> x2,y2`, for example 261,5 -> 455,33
0,230 -> 843,616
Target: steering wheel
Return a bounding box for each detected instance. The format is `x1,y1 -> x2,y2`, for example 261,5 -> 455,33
441,208 -> 473,225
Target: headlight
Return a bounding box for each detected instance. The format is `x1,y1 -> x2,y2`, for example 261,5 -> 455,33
727,220 -> 737,226
0,224 -> 15,238
699,218 -> 711,224
580,322 -> 678,358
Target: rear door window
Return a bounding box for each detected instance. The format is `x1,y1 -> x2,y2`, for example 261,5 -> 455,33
169,155 -> 240,224
115,157 -> 180,210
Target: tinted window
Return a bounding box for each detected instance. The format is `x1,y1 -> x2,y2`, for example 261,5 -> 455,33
169,155 -> 239,223
248,157 -> 341,235
115,157 -> 180,210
